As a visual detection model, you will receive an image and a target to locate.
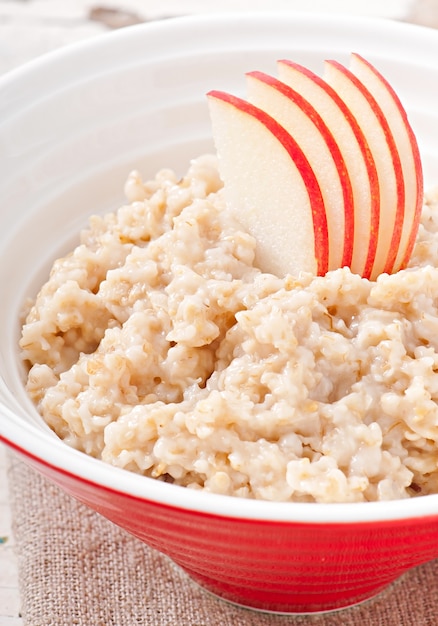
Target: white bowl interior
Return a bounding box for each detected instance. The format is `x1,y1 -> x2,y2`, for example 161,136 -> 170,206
2,12 -> 438,522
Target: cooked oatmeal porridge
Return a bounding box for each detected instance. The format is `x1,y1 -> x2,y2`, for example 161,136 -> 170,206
19,154 -> 438,503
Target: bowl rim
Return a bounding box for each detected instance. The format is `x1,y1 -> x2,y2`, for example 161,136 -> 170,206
1,10 -> 438,92
4,419 -> 438,525
3,10 -> 438,525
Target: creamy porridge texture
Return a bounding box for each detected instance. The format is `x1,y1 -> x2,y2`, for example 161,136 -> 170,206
19,155 -> 438,503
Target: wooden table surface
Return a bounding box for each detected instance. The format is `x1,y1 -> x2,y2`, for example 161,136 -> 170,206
1,0 -> 434,624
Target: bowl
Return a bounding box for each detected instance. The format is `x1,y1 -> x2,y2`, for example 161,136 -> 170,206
2,12 -> 438,615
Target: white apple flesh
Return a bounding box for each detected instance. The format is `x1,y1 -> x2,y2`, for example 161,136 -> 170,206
349,53 -> 423,270
323,59 -> 405,277
277,59 -> 380,280
245,70 -> 354,272
207,90 -> 329,277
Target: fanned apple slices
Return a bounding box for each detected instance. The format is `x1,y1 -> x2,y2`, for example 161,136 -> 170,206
207,54 -> 423,280
246,70 -> 354,272
276,59 -> 380,279
347,53 -> 423,272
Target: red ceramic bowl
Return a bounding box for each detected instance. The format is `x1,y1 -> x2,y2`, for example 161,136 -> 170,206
2,12 -> 438,615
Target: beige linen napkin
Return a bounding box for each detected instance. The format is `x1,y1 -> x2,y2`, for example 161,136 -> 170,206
7,454 -> 438,626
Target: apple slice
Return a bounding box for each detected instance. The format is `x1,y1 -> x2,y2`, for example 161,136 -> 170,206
245,70 -> 354,272
207,90 -> 329,277
277,59 -> 380,280
349,53 -> 423,270
323,59 -> 405,276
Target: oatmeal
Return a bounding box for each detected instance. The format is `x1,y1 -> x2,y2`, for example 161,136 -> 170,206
19,155 -> 438,503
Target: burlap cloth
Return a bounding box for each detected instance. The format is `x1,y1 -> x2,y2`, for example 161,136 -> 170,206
7,454 -> 438,626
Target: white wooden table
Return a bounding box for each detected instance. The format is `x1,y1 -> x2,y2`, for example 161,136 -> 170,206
0,0 -> 431,624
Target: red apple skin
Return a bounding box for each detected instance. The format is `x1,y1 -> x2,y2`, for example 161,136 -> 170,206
277,59 -> 380,280
324,60 -> 405,277
246,70 -> 354,271
207,89 -> 329,276
350,53 -> 423,270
